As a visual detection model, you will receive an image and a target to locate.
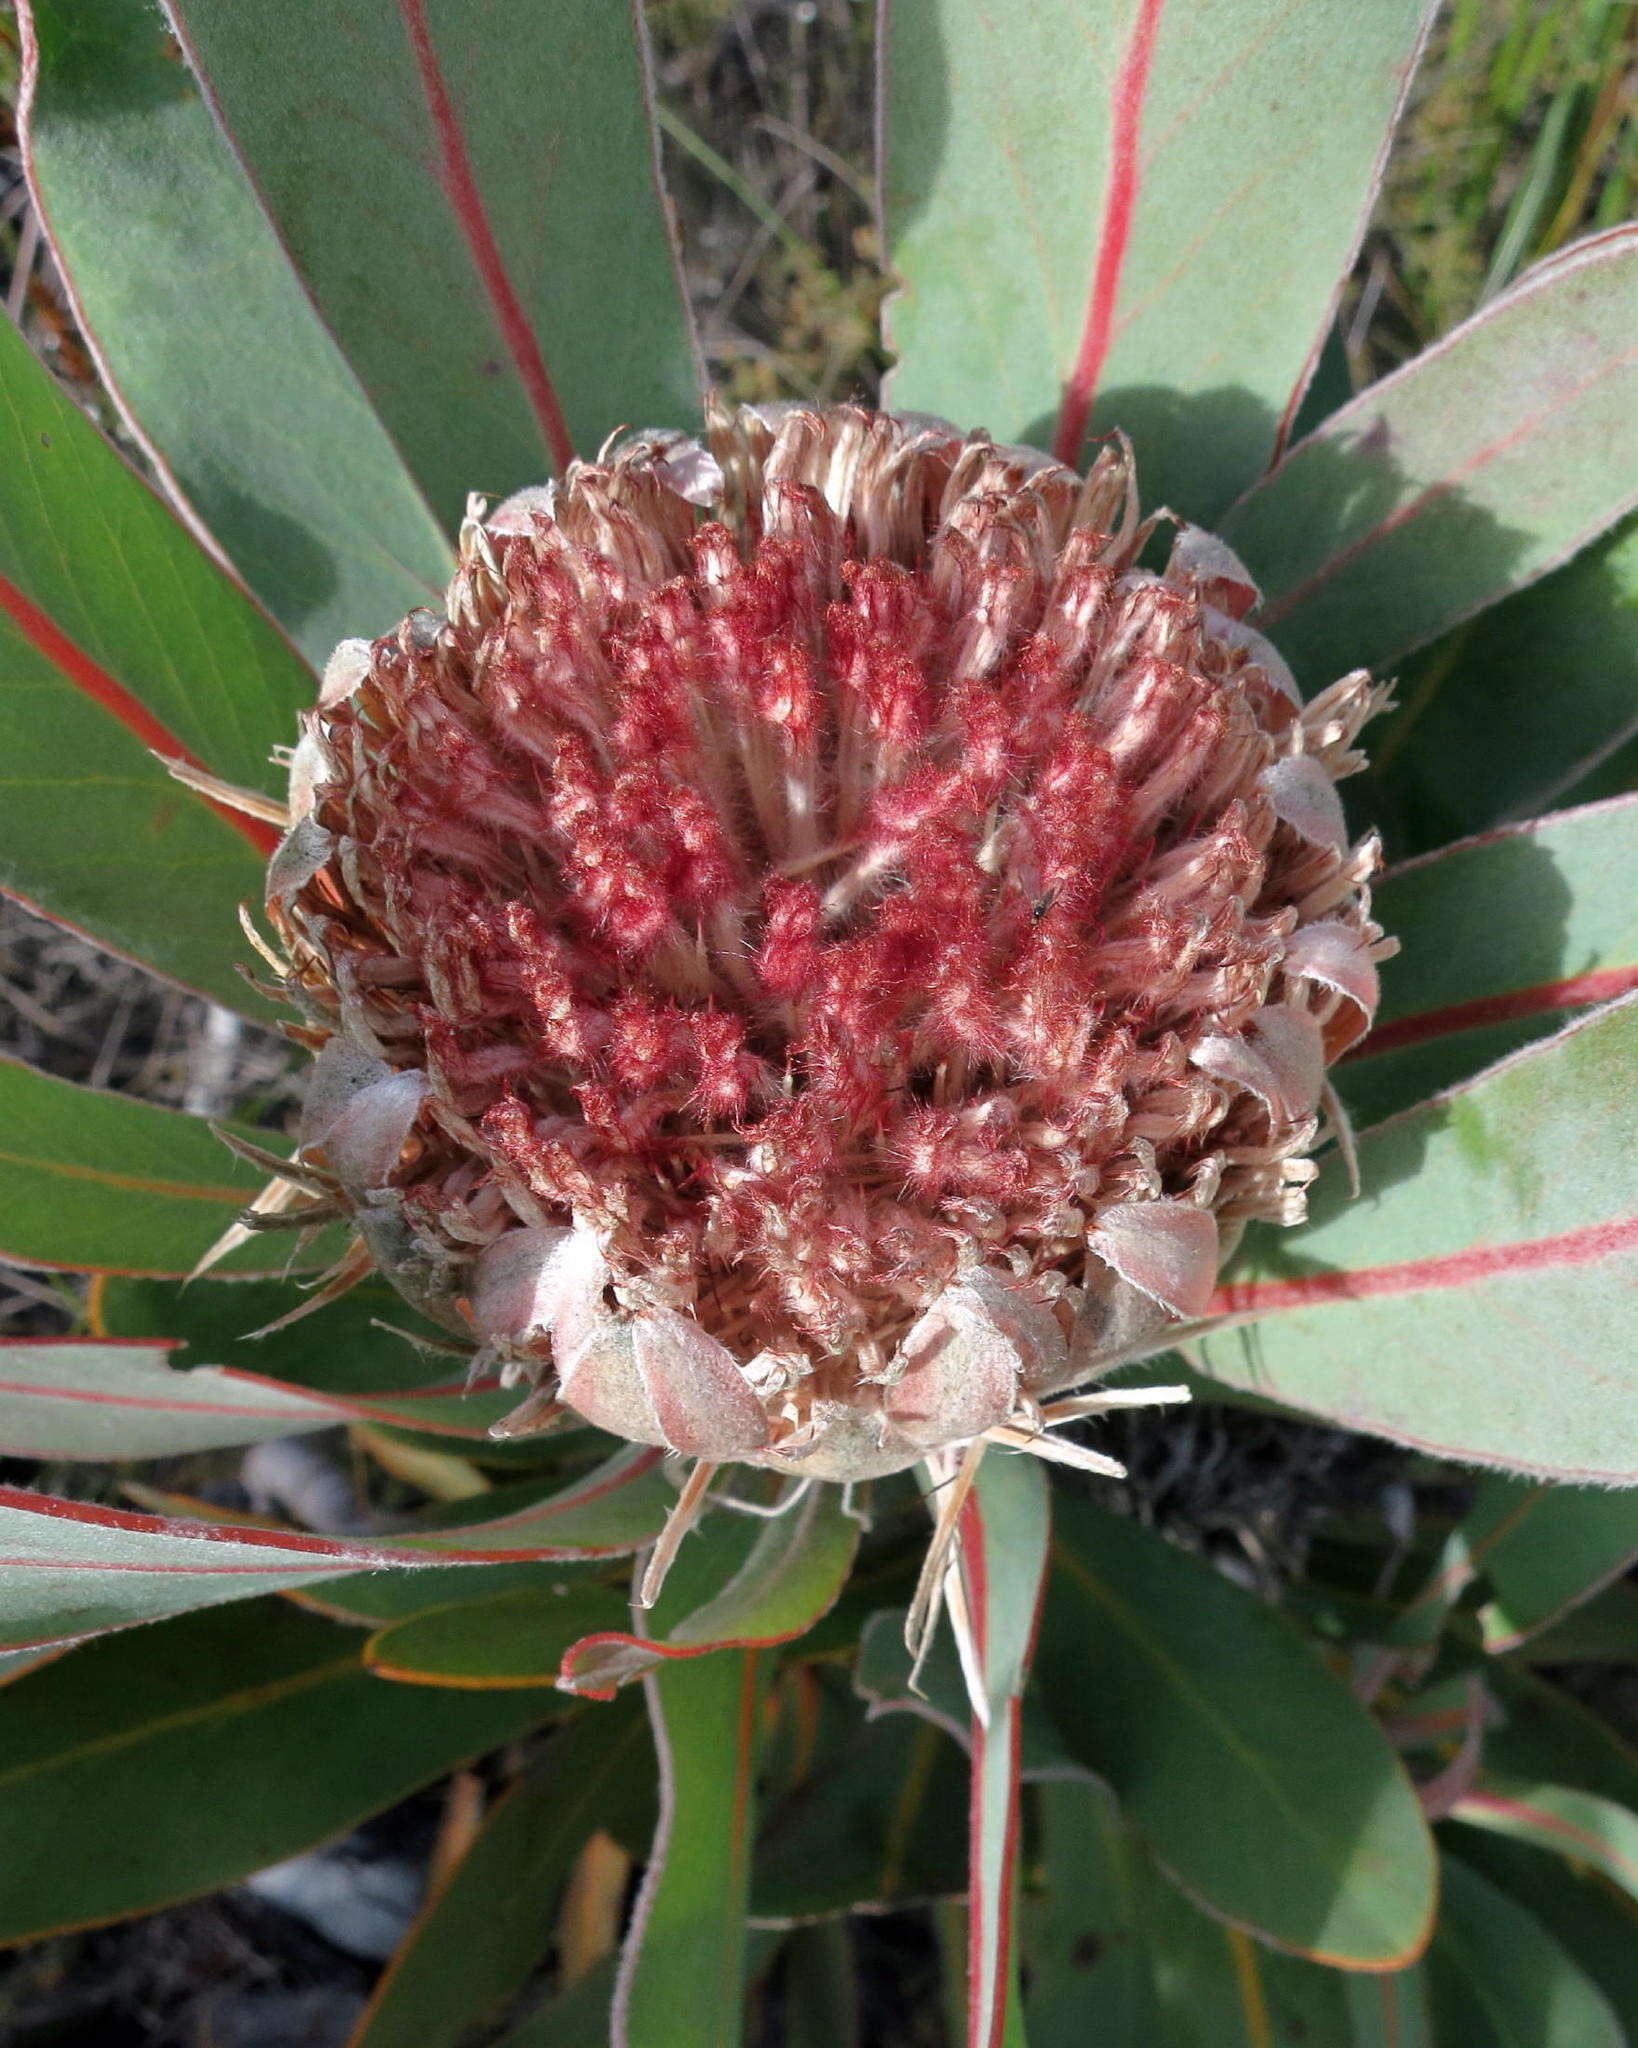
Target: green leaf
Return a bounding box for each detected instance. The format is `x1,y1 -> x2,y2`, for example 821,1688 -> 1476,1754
1449,1833 -> 1638,2040
489,1966 -> 618,2048
0,1645 -> 66,1688
0,1057 -> 315,1277
1037,1493 -> 1436,1967
166,0 -> 702,528
0,1291 -> 549,1450
613,1527 -> 767,2048
1221,226 -> 1638,683
96,1272 -> 463,1395
97,1269 -> 579,1455
1134,1865 -> 1362,2046
751,1680 -> 968,1918
1457,1475 -> 1638,1652
1343,794 -> 1638,1127
0,311 -> 311,786
559,1483 -> 861,1697
1025,1780 -> 1160,2043
1481,1665 -> 1638,1815
323,1449 -> 675,1556
495,1941 -> 780,2048
0,282 -> 317,798
1341,1969 -> 1434,2048
794,1535 -> 923,1662
0,1599 -> 556,1942
780,1923 -> 860,2048
0,1495 -> 382,1653
46,1292 -> 529,1447
489,1963 -> 619,2048
880,0 -> 1434,519
0,1337 -> 485,1459
0,309 -> 304,1010
1197,998 -> 1638,1481
1450,1778 -> 1638,1907
1025,1783 -> 1407,2047
366,1581 -> 630,1688
18,0 -> 452,668
0,1445 -> 670,1652
350,1696 -> 652,2048
853,1606 -> 1081,1780
1364,512 -> 1638,855
293,1560 -> 584,1628
1392,1474 -> 1638,1657
1286,324 -> 1355,449
313,1448 -> 674,1565
1506,1577 -> 1638,1665
1426,1855 -> 1623,2048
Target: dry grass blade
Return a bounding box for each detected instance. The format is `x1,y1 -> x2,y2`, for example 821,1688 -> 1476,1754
638,1458 -> 719,1609
904,1437 -> 987,1684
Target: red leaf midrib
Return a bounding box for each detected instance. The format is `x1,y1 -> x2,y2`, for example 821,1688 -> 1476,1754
1052,0 -> 1165,465
1359,965 -> 1638,1058
395,0 -> 576,476
1212,1214 -> 1638,1317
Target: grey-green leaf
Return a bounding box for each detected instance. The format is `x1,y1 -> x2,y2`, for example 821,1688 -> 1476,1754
0,1056 -> 315,1279
0,306 -> 305,1011
1026,1781 -> 1423,2046
1342,793 -> 1638,1127
1458,1475 -> 1638,1652
1427,1856 -> 1623,2048
1222,226 -> 1638,685
165,0 -> 703,528
19,0 -> 453,668
1199,997 -> 1638,1481
880,0 -> 1434,519
1450,1833 -> 1638,2039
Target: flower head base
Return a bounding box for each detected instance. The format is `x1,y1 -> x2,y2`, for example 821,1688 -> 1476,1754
256,405 -> 1390,1485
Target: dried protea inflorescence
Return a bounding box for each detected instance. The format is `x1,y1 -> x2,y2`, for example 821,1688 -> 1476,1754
248,404 -> 1391,1489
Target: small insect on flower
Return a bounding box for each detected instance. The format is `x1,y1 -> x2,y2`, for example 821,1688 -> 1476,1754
211,403 -> 1392,1607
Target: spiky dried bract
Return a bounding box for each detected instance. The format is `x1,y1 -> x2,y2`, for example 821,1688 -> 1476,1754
261,405 -> 1390,1480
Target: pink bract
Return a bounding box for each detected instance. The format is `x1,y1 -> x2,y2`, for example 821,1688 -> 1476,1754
259,404 -> 1392,1480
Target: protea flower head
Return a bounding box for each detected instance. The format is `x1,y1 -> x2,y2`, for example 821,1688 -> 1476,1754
234,403 -> 1390,1507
